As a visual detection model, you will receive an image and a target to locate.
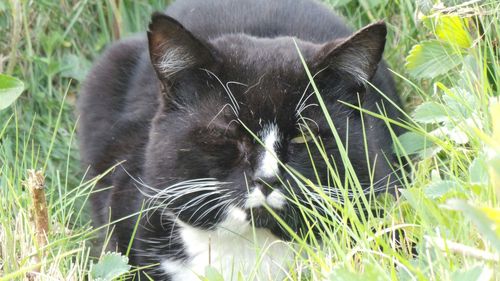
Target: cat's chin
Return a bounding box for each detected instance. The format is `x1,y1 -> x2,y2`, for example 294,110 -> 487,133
246,207 -> 273,226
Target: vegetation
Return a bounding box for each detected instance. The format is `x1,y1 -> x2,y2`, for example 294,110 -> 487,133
0,0 -> 498,280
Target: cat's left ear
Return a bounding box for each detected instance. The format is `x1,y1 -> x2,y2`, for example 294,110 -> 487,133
148,12 -> 214,84
315,21 -> 387,83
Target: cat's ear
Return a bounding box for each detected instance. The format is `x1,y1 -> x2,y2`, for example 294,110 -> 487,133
315,21 -> 387,83
148,12 -> 214,84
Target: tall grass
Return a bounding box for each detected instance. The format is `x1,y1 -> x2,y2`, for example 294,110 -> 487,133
0,0 -> 499,280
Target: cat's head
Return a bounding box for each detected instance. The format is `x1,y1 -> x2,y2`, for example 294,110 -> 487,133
142,13 -> 395,237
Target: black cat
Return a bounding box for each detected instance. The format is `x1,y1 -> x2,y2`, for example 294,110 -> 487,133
77,0 -> 403,279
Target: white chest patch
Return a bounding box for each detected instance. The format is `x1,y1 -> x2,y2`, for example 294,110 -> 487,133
161,207 -> 294,281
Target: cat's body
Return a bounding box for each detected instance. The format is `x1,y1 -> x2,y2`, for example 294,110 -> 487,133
78,0 -> 403,279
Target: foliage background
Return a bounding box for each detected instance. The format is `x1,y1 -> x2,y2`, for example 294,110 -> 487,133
0,0 -> 499,280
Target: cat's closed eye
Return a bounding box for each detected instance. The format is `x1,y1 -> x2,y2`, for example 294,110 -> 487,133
290,134 -> 314,144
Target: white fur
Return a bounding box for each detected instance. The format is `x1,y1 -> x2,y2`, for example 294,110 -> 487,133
245,188 -> 286,209
157,46 -> 193,77
162,206 -> 294,281
255,124 -> 280,178
266,190 -> 286,209
245,188 -> 266,209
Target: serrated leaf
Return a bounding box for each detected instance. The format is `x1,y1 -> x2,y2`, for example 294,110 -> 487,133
450,265 -> 493,281
0,74 -> 25,110
395,131 -> 433,157
406,40 -> 464,79
91,252 -> 131,281
424,180 -> 460,199
412,101 -> 449,124
435,15 -> 472,49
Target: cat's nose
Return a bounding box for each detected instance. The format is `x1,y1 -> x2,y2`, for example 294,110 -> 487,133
256,175 -> 280,195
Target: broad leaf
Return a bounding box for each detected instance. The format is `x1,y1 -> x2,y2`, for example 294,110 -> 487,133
451,265 -> 493,281
445,200 -> 500,252
395,131 -> 433,157
91,252 -> 131,281
435,15 -> 472,49
60,54 -> 91,82
469,156 -> 489,185
424,180 -> 460,199
0,74 -> 25,110
412,101 -> 448,124
406,40 -> 464,79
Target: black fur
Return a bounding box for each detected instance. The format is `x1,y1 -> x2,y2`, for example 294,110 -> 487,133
78,0 -> 403,279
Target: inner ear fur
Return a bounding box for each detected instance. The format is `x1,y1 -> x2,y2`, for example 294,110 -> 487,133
147,12 -> 214,83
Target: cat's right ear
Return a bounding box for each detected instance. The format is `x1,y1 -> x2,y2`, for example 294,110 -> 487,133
148,13 -> 214,85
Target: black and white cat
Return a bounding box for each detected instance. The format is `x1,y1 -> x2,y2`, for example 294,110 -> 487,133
77,0 -> 403,279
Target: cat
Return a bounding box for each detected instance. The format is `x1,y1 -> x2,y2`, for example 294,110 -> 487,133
77,0 -> 404,279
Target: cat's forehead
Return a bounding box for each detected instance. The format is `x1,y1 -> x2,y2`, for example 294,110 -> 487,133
210,34 -> 319,79
195,36 -> 324,128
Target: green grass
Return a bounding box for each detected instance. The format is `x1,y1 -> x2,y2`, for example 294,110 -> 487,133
1,0 -> 499,280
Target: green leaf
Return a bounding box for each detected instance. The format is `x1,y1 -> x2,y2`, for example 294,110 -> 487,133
204,266 -> 225,281
469,156 -> 489,185
450,265 -> 493,281
60,54 -> 91,82
412,101 -> 449,124
435,15 -> 472,49
0,74 -> 25,111
395,131 -> 433,157
424,180 -> 460,199
90,252 -> 131,281
406,40 -> 464,79
445,200 -> 500,252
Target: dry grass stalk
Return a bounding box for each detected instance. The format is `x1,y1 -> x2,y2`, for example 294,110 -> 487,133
24,169 -> 50,279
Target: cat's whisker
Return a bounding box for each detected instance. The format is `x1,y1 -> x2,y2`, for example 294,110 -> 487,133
156,190 -> 225,210
184,196 -> 230,223
298,116 -> 320,132
173,192 -> 231,211
208,103 -> 238,128
295,69 -> 327,116
297,102 -> 319,117
243,74 -> 267,97
295,91 -> 315,116
202,68 -> 240,114
294,83 -> 312,113
191,198 -> 235,225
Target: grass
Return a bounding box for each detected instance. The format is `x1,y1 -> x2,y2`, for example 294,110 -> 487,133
0,0 -> 499,280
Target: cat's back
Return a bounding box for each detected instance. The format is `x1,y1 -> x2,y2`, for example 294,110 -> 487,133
166,0 -> 352,42
77,36 -> 157,174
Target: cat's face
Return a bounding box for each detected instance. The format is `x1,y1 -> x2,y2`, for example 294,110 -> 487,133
143,14 -> 392,237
